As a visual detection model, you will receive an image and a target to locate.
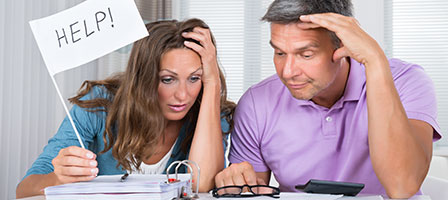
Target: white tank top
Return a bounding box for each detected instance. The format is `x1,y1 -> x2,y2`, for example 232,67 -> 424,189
130,139 -> 177,174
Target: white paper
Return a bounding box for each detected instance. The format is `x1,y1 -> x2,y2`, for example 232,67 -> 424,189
45,191 -> 178,200
44,174 -> 191,195
29,0 -> 148,76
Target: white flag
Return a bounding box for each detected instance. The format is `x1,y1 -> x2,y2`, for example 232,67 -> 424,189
29,0 -> 149,76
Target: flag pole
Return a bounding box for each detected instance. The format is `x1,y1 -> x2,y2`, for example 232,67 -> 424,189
50,74 -> 86,149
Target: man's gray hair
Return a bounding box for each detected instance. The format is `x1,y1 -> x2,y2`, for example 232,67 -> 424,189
262,0 -> 353,48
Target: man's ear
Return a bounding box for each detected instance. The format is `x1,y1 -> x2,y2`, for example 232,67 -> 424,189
332,42 -> 348,62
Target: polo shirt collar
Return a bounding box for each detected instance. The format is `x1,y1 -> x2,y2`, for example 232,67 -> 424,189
342,58 -> 366,102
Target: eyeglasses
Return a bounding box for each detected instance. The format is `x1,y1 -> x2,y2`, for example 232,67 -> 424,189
212,184 -> 280,198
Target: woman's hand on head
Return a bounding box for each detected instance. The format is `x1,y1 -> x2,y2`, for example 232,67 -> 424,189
51,146 -> 98,184
182,27 -> 221,88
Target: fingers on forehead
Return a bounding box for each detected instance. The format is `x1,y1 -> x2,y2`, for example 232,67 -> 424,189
184,41 -> 204,55
185,32 -> 206,42
193,26 -> 209,34
297,22 -> 321,29
312,13 -> 354,29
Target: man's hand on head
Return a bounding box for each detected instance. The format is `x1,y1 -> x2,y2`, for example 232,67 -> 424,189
298,13 -> 387,67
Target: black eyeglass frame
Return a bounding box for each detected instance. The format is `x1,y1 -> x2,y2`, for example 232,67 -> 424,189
212,184 -> 280,198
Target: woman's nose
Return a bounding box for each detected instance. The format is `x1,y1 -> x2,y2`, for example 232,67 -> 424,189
174,81 -> 187,101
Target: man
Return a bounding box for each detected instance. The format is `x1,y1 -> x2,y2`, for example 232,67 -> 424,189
214,0 -> 441,198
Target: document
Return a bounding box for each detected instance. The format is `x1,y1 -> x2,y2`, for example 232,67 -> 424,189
44,174 -> 191,200
45,191 -> 179,200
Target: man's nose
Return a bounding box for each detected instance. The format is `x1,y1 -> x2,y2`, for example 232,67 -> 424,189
282,55 -> 300,79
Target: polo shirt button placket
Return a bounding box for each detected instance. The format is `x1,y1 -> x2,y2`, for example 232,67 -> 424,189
322,114 -> 336,137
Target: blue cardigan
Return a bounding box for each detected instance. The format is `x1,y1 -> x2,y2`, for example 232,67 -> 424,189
24,86 -> 229,179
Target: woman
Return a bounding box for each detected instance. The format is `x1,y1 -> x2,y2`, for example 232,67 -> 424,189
16,18 -> 235,198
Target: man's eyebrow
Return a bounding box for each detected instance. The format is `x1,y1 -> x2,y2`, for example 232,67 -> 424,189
269,40 -> 280,50
269,40 -> 320,52
297,43 -> 320,51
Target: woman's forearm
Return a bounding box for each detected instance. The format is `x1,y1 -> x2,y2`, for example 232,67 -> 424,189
189,82 -> 223,192
16,173 -> 60,198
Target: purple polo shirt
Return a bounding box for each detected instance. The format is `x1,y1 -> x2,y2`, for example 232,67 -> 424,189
229,58 -> 441,195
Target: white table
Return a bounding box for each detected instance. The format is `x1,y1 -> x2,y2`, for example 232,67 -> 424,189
17,193 -> 432,200
197,193 -> 431,200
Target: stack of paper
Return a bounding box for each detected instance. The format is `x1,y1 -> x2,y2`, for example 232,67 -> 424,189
44,174 -> 191,200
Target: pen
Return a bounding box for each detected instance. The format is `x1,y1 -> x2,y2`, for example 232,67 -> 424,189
120,173 -> 129,182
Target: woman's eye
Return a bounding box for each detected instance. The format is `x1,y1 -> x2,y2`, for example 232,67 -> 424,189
161,77 -> 174,84
189,76 -> 201,83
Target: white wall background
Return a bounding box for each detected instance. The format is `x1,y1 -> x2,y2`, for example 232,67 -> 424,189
0,1 -> 98,200
384,0 -> 448,147
0,0 -> 446,199
0,1 -> 166,199
353,0 -> 384,48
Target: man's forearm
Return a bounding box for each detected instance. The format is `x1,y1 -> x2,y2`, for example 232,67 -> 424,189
364,56 -> 432,198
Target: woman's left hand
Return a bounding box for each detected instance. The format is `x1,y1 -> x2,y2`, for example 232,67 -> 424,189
182,27 -> 221,88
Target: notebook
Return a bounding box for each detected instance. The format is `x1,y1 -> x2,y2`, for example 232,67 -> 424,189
44,174 -> 191,200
